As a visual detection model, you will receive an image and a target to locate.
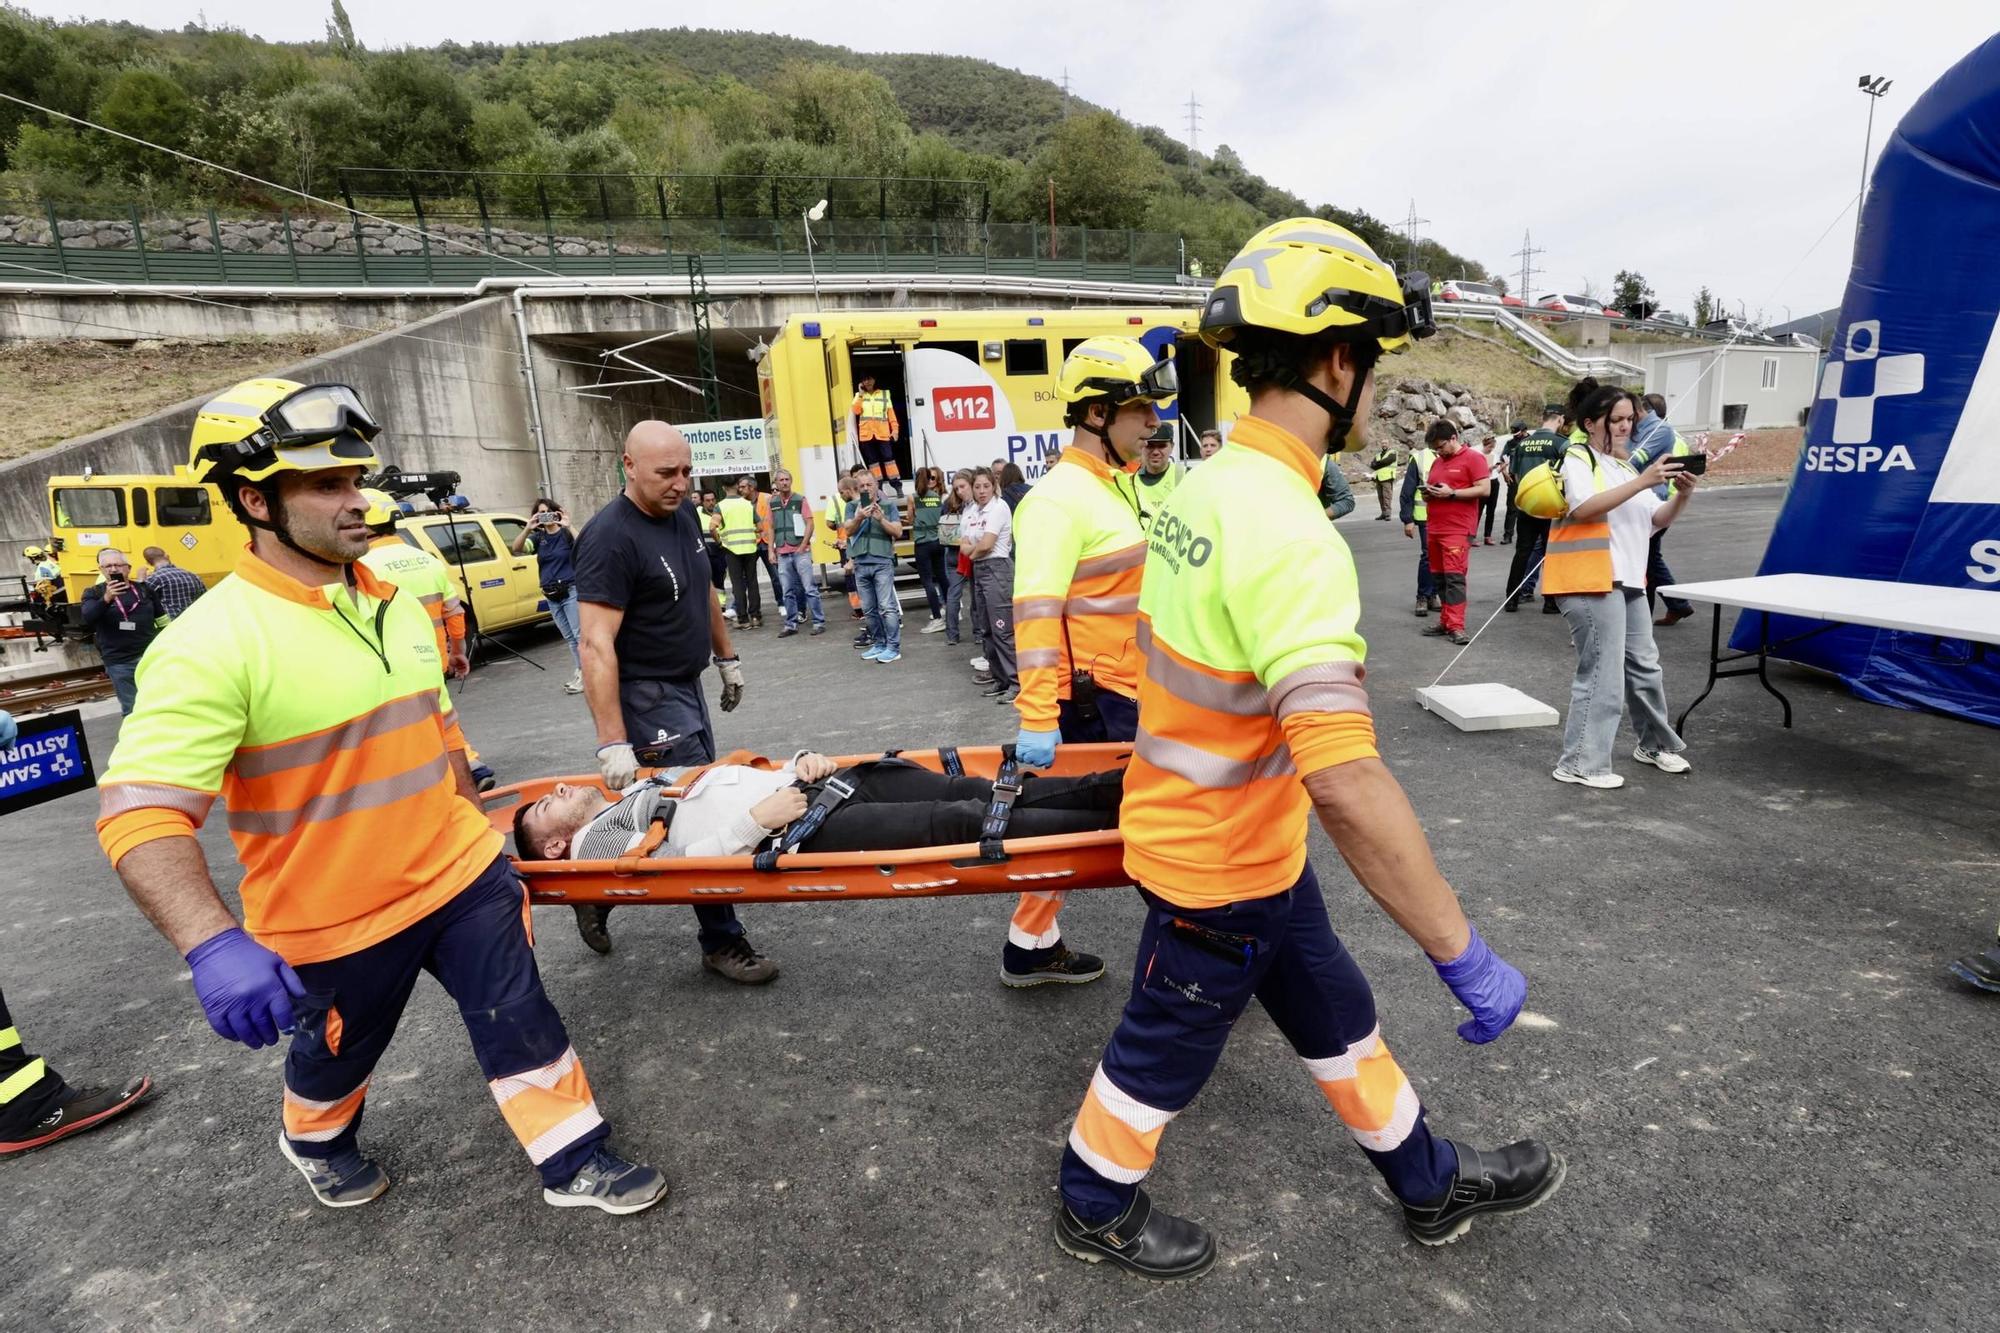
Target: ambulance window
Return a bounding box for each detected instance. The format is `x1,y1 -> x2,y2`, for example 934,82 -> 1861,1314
155,487 -> 211,526
54,488 -> 124,528
1003,340 -> 1049,377
130,489 -> 150,527
1062,338 -> 1089,361
913,340 -> 979,362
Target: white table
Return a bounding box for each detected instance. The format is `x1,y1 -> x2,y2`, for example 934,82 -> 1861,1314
1658,574 -> 2000,731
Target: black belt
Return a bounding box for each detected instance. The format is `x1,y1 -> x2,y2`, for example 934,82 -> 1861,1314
979,748 -> 1023,860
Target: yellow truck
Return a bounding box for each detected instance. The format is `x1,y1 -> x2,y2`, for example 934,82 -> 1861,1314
44,470 -> 550,637
755,307 -> 1246,561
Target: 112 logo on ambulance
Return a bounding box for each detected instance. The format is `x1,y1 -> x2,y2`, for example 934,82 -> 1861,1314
932,386 -> 996,431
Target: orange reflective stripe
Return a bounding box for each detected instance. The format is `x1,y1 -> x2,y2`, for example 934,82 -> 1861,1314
1134,727 -> 1296,788
1302,1027 -> 1421,1151
1073,542 -> 1147,579
228,751 -> 449,837
1066,593 -> 1140,617
1542,517 -> 1613,594
1008,889 -> 1066,949
1014,596 -> 1066,622
1017,647 -> 1064,670
233,692 -> 440,780
1067,1066 -> 1175,1183
1137,619 -> 1265,716
283,1080 -> 368,1143
489,1047 -> 603,1165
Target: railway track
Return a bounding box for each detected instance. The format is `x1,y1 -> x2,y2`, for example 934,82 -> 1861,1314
0,666 -> 113,715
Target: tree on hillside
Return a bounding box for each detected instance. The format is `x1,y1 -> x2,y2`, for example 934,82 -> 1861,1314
93,69 -> 193,178
1036,112 -> 1163,231
1693,286 -> 1718,325
325,0 -> 361,60
1611,269 -> 1653,313
769,61 -> 908,175
358,53 -> 476,174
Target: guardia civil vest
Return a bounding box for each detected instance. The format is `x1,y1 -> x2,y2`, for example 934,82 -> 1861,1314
717,495 -> 760,555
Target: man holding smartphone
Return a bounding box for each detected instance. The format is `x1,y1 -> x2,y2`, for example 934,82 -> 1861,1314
79,547 -> 165,715
1630,394 -> 1699,626
844,470 -> 904,664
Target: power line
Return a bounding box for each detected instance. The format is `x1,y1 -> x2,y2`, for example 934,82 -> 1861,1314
1512,229 -> 1544,304
1061,68 -> 1072,120
1185,92 -> 1202,155
1400,199 -> 1429,273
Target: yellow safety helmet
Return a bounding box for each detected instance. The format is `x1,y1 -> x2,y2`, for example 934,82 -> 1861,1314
1199,218 -> 1436,355
359,488 -> 406,530
1056,336 -> 1178,409
187,378 -> 382,487
1512,461 -> 1571,520
23,545 -> 46,560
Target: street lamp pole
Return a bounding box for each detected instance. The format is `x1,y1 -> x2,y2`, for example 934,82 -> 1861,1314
803,198 -> 828,310
1856,75 -> 1892,208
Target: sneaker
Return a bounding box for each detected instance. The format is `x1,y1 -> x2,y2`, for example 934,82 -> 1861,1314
1633,746 -> 1691,774
1948,944 -> 2000,992
862,645 -> 887,662
747,616 -> 764,629
278,1132 -> 391,1208
995,686 -> 1020,705
1428,596 -> 1442,612
980,681 -> 1009,697
723,607 -> 737,621
1552,767 -> 1625,790
563,670 -> 584,694
853,636 -> 874,650
777,624 -> 798,638
1502,600 -> 1519,613
0,1077 -> 152,1158
574,904 -> 614,955
544,1144 -> 669,1216
876,650 -> 902,663
470,763 -> 497,793
1054,1187 -> 1216,1281
921,617 -> 946,634
1414,598 -> 1430,618
809,624 -> 825,636
969,655 -> 989,671
1420,623 -> 1452,637
1402,1139 -> 1566,1246
702,936 -> 779,985
973,673 -> 996,686
1002,943 -> 1105,988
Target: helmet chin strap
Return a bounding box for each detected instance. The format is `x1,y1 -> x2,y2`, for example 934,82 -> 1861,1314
238,479 -> 348,572
1294,349 -> 1374,454
1076,403 -> 1138,468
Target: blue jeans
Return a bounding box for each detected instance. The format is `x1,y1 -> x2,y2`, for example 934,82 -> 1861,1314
1413,520 -> 1435,600
774,549 -> 824,627
944,563 -> 968,642
1059,864 -> 1456,1223
104,658 -> 139,715
1557,588 -> 1685,777
544,586 -> 581,670
853,555 -> 901,653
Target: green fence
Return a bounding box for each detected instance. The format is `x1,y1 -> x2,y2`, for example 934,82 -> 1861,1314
0,189 -> 1185,288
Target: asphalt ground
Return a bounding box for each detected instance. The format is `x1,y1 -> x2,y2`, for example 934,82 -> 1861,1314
3,484 -> 1994,1332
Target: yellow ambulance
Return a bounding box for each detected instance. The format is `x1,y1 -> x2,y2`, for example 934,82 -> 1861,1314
755,308 -> 1245,560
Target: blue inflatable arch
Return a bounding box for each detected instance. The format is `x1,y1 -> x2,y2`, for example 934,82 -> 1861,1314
1743,33 -> 2000,726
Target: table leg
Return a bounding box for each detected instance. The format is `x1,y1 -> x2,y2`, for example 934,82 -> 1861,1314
1675,603 -> 1724,734
1754,610 -> 1794,728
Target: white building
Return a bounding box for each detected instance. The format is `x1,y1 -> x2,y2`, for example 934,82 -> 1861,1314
1645,344 -> 1821,431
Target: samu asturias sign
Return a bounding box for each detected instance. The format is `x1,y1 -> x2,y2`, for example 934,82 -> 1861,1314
0,709 -> 96,816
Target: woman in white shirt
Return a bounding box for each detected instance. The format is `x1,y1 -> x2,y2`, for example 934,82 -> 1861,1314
1551,386 -> 1698,789
961,467 -> 1019,703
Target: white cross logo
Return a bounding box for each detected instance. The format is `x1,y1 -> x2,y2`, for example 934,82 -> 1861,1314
1817,319 -> 1924,444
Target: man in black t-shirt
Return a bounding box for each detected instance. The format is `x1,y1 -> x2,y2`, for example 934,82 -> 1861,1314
573,421 -> 776,983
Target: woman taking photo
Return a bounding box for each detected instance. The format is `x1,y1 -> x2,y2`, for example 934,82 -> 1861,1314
938,470 -> 975,646
911,467 -> 950,633
1544,386 -> 1698,789
962,467 -> 1018,703
510,496 -> 584,694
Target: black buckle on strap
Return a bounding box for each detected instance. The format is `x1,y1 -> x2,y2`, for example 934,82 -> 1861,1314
978,751 -> 1023,860
752,774 -> 858,871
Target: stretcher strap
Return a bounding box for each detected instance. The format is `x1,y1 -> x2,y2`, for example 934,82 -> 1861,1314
979,750 -> 1023,861
752,772 -> 859,871
613,805 -> 676,875
939,746 -> 964,778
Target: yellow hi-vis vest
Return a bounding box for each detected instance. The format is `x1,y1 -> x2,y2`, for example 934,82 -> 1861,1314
1371,449 -> 1398,482
94,547 -> 497,965
360,535 -> 465,655
1408,447 -> 1437,522
853,389 -> 898,442
718,495 -> 760,555
1012,448 -> 1147,729
1122,416 -> 1379,908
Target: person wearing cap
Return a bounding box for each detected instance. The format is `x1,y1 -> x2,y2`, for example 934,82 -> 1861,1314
94,379 -> 666,1215
1005,335 -> 1177,989
1051,219 -> 1560,1280
1116,434 -> 1182,530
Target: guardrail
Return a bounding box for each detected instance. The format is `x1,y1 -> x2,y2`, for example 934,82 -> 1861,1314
1444,305 -> 1647,378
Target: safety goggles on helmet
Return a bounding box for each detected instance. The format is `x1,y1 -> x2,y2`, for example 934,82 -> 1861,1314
1303,272 -> 1437,346
1072,354 -> 1179,407
194,383 -> 382,481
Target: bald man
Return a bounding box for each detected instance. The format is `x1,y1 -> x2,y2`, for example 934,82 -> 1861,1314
571,422 -> 775,982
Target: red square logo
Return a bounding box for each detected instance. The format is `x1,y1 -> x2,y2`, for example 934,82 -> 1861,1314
932,385 -> 996,432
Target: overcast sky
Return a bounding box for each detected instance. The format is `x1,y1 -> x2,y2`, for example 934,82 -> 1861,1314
23,0 -> 1998,320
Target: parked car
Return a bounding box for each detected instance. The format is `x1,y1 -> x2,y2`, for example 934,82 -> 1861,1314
400,510 -> 553,637
1437,279 -> 1505,306
1534,292 -> 1606,315
1702,317 -> 1766,340
1653,310 -> 1690,326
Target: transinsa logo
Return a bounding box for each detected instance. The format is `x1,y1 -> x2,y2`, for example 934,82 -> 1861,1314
1816,320 -> 1924,445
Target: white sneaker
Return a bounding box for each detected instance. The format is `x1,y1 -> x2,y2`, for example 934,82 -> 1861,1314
563,670 -> 583,695
723,607 -> 737,621
1634,746 -> 1691,774
1552,767 -> 1625,790
969,656 -> 989,672
921,618 -> 946,634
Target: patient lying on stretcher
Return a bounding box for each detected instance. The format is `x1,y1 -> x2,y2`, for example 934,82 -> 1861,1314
512,752 -> 1124,862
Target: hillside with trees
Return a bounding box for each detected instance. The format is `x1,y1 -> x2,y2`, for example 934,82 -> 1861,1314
0,4 -> 1498,280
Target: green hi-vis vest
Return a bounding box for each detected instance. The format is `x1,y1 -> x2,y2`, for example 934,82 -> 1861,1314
1370,449 -> 1398,482
1409,447 -> 1438,522
717,495 -> 760,555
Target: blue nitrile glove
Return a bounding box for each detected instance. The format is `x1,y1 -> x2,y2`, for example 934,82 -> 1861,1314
1431,924 -> 1526,1044
1013,725 -> 1061,769
0,710 -> 16,749
185,927 -> 307,1049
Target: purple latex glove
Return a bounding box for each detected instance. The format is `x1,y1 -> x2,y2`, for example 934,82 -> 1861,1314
185,927 -> 307,1049
1431,924 -> 1526,1044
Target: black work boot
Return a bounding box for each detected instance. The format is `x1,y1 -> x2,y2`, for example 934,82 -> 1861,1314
574,905 -> 614,955
1054,1187 -> 1216,1281
1402,1139 -> 1566,1245
1949,944 -> 2000,992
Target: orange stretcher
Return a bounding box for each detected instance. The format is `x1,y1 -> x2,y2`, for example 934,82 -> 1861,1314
483,743 -> 1135,907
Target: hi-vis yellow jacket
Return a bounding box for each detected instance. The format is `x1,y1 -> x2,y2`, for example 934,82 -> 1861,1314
852,388 -> 899,442
360,535 -> 466,654
1011,448 -> 1148,729
95,547 -> 500,965
1122,416 -> 1380,907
